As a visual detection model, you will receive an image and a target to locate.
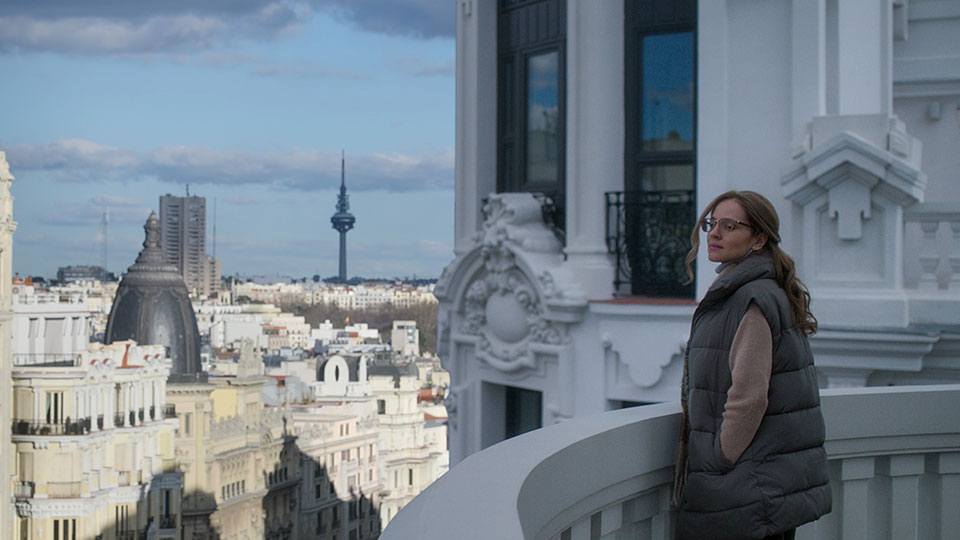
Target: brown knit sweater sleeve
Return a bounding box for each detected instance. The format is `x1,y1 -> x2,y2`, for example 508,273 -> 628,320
719,302 -> 772,464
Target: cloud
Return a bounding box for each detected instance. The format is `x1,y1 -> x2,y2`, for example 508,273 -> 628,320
0,0 -> 452,56
392,56 -> 455,77
34,199 -> 151,227
253,61 -> 368,79
227,196 -> 262,205
0,1 -> 307,55
89,194 -> 145,207
317,0 -> 455,39
6,139 -> 454,192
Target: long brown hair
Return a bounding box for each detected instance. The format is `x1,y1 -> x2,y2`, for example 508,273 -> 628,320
684,191 -> 817,335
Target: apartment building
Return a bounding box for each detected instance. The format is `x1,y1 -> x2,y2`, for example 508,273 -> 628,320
12,342 -> 181,540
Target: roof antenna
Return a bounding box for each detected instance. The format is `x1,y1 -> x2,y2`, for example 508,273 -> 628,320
186,184 -> 190,197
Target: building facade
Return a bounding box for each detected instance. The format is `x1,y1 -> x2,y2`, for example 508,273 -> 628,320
436,0 -> 960,465
291,400 -> 382,540
12,342 -> 182,540
169,341 -> 300,540
368,360 -> 447,528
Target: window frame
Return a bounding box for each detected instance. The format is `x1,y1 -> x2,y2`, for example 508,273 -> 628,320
497,0 -> 568,236
623,0 -> 698,298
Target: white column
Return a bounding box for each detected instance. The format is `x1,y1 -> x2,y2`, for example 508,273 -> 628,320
791,0 -> 826,133
124,383 -> 131,427
695,0 -> 730,298
454,0 -> 498,255
561,0 -> 621,299
835,0 -> 889,114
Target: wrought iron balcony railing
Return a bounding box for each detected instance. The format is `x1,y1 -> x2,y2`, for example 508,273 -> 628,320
12,353 -> 82,367
606,190 -> 696,298
12,417 -> 92,436
114,413 -> 124,427
164,404 -> 177,418
159,515 -> 177,529
149,405 -> 156,420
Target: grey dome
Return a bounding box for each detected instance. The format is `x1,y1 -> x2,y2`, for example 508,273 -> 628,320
105,211 -> 201,378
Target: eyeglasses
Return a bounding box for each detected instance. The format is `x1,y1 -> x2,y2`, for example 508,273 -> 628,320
701,217 -> 754,233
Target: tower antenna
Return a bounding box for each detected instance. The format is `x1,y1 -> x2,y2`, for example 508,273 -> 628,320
331,150 -> 356,283
213,197 -> 217,260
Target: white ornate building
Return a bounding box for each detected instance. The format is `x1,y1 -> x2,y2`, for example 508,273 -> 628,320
435,0 -> 960,465
2,150 -> 18,540
383,2 -> 960,539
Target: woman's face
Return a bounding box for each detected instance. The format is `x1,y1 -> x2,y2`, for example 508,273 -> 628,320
706,199 -> 766,263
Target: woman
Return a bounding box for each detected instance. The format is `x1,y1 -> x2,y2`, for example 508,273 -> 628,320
672,191 -> 831,540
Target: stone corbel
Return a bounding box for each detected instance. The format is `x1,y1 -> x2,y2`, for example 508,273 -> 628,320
603,332 -> 685,388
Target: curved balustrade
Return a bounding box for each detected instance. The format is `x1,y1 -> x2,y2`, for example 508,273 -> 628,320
383,385 -> 960,540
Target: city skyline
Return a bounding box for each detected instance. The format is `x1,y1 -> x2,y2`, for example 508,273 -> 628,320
0,1 -> 456,280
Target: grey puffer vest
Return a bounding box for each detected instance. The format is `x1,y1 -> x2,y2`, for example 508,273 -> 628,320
676,254 -> 831,540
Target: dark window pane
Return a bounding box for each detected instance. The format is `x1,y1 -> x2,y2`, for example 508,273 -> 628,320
640,164 -> 694,192
526,50 -> 560,187
505,386 -> 542,439
642,32 -> 694,152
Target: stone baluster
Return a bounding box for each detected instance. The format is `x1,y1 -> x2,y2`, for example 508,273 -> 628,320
840,456 -> 887,540
935,452 -> 960,537
918,220 -> 941,289
889,454 -> 935,539
949,220 -> 960,290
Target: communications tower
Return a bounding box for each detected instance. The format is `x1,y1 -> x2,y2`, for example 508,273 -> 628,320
330,151 -> 355,282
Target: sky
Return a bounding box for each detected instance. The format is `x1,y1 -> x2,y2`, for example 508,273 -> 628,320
0,0 -> 456,281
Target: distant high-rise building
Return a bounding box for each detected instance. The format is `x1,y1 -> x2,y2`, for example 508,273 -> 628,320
159,193 -> 207,292
330,153 -> 356,282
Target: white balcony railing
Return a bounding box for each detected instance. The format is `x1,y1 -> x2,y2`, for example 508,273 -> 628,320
904,203 -> 960,290
382,385 -> 960,540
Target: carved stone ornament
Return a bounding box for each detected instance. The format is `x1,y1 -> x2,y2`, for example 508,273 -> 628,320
17,498 -> 97,518
457,194 -> 568,372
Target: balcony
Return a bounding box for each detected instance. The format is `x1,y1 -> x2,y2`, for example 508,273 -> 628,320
15,481 -> 34,498
12,353 -> 82,367
904,202 -> 960,290
605,190 -> 695,297
382,385 -> 960,540
163,404 -> 177,418
12,417 -> 92,436
45,481 -> 83,498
